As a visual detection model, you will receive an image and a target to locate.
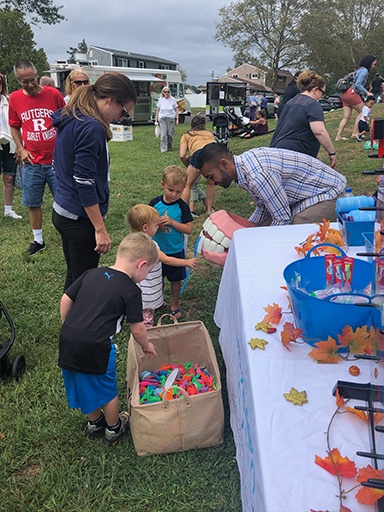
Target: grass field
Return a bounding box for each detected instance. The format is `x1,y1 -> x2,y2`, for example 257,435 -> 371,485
0,103 -> 383,512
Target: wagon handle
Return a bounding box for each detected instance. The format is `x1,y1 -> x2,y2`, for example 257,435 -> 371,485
305,243 -> 347,258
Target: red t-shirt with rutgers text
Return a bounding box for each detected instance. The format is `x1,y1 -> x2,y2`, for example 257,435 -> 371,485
8,87 -> 65,164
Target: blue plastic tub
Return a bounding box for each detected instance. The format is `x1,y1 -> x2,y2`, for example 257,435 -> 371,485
283,244 -> 380,347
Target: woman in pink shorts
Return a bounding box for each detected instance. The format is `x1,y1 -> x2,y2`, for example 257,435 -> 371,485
335,54 -> 377,140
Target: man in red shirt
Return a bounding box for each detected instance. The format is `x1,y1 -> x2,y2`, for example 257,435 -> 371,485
9,59 -> 65,255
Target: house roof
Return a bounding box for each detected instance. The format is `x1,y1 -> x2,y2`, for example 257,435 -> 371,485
89,46 -> 178,66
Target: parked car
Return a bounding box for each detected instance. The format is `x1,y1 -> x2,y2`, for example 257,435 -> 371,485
319,98 -> 334,112
243,94 -> 275,118
327,94 -> 343,109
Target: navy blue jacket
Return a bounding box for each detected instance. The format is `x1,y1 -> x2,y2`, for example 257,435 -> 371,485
52,109 -> 109,218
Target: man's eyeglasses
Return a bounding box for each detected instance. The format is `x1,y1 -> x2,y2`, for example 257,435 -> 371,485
72,80 -> 89,86
318,87 -> 325,95
18,76 -> 37,86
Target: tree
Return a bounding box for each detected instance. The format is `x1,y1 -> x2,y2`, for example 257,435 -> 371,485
214,0 -> 309,92
67,39 -> 89,64
300,0 -> 384,90
0,0 -> 64,24
0,8 -> 49,92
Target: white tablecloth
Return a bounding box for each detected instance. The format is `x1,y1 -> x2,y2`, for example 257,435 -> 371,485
214,223 -> 380,512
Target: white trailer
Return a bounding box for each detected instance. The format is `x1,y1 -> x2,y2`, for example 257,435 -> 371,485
48,62 -> 190,124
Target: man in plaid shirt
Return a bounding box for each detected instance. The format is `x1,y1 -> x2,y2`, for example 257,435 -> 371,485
197,143 -> 346,226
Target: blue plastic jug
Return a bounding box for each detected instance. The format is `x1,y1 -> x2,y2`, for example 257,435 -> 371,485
336,195 -> 375,213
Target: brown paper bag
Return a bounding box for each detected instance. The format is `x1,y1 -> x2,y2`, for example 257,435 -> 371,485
127,318 -> 224,456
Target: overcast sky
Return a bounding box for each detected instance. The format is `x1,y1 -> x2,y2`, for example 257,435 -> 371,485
32,0 -> 234,86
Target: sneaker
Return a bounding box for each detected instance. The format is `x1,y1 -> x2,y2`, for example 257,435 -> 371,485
28,240 -> 46,255
4,210 -> 22,219
191,212 -> 198,218
104,411 -> 129,446
86,413 -> 107,439
356,134 -> 362,142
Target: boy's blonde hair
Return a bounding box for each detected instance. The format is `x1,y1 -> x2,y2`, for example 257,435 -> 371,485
162,165 -> 188,186
126,204 -> 160,232
117,232 -> 158,266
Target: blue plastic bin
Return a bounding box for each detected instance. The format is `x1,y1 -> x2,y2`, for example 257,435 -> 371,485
283,244 -> 380,347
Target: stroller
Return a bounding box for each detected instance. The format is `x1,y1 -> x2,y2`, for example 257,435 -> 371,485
212,113 -> 230,146
0,301 -> 26,381
224,106 -> 251,137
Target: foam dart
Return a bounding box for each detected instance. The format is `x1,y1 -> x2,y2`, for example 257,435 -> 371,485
164,368 -> 179,389
362,169 -> 384,175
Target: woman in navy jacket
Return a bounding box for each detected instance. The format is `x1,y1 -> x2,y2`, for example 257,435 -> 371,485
52,72 -> 136,290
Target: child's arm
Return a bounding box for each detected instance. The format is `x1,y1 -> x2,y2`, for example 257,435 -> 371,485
60,293 -> 74,324
158,248 -> 197,268
130,322 -> 157,357
158,216 -> 193,235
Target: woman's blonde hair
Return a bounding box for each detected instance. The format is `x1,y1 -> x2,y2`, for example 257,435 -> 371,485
62,72 -> 137,140
126,204 -> 160,232
117,232 -> 158,266
65,68 -> 90,95
297,70 -> 326,93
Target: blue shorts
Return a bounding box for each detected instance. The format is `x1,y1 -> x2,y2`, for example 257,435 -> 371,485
162,250 -> 187,282
22,163 -> 56,207
190,149 -> 202,168
62,344 -> 118,415
358,120 -> 370,133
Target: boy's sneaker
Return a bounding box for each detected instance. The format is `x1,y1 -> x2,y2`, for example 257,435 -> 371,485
4,210 -> 22,219
356,134 -> 362,142
28,240 -> 46,255
104,411 -> 129,446
86,413 -> 107,439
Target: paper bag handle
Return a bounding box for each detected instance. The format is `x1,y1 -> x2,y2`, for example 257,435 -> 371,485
162,385 -> 191,410
156,314 -> 178,326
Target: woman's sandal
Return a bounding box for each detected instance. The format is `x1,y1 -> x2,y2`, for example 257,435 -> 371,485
170,307 -> 182,319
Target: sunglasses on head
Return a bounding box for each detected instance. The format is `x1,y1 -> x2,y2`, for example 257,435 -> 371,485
73,80 -> 89,86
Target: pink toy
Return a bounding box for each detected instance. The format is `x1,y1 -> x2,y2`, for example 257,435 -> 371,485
199,210 -> 254,266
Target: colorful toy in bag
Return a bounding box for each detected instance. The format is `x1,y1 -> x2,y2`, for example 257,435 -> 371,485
198,210 -> 254,266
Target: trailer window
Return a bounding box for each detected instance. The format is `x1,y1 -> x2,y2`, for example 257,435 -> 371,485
168,83 -> 177,97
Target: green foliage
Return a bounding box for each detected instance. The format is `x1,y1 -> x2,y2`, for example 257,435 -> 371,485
66,38 -> 89,64
0,0 -> 64,24
300,0 -> 384,89
0,7 -> 49,92
215,0 -> 309,91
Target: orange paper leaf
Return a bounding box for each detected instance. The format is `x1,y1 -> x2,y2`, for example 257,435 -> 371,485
263,303 -> 282,325
316,218 -> 331,241
345,406 -> 368,423
337,325 -> 369,354
315,448 -> 357,478
335,388 -> 345,408
356,465 -> 384,504
281,322 -> 303,350
308,337 -> 341,364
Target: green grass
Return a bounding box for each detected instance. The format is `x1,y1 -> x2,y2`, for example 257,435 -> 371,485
0,104 -> 382,512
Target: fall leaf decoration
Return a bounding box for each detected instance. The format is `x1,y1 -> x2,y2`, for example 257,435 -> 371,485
262,303 -> 282,324
337,325 -> 369,354
315,448 -> 357,478
255,321 -> 277,334
308,337 -> 341,364
248,338 -> 268,350
294,218 -> 345,256
356,465 -> 384,505
281,322 -> 303,350
283,387 -> 308,406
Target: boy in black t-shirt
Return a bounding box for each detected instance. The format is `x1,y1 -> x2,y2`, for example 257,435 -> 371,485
58,232 -> 158,446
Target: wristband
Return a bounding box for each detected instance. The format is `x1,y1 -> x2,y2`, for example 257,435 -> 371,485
328,152 -> 336,156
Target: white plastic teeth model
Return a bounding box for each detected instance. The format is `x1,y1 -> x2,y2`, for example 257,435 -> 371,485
202,218 -> 230,253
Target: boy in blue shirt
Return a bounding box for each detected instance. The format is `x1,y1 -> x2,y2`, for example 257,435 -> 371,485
149,165 -> 193,318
